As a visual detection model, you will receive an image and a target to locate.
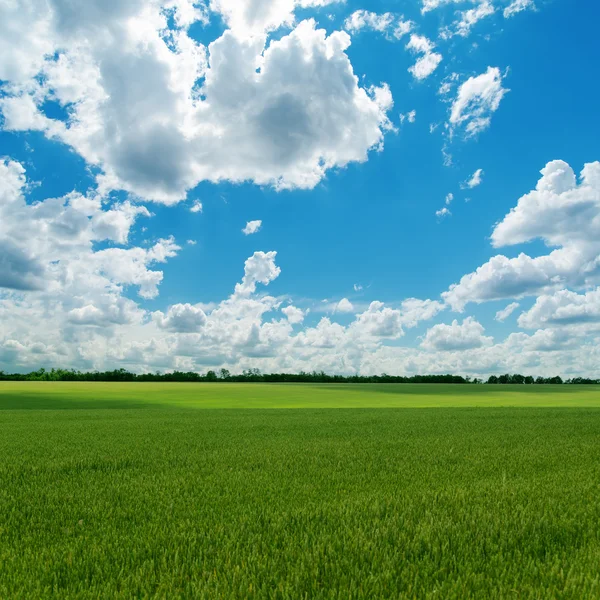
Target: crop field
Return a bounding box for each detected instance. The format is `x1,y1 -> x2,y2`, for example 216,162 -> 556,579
1,384 -> 600,598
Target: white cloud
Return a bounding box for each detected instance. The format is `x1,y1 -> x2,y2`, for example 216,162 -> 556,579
400,110 -> 417,125
421,317 -> 493,351
462,168 -> 484,189
344,11 -> 412,39
442,2 -> 495,38
504,0 -> 535,18
353,283 -> 363,292
406,35 -> 442,80
351,301 -> 403,338
242,220 -> 263,235
449,67 -> 508,138
234,251 -> 281,296
445,193 -> 454,205
518,289 -> 600,330
436,207 -> 451,219
336,298 -> 354,313
443,160 -> 600,310
282,305 -> 305,324
0,5 -> 394,203
209,0 -> 343,38
495,302 -> 520,322
154,303 -> 208,333
190,201 -> 203,213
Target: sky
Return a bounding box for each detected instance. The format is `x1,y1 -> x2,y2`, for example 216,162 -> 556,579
1,0 -> 599,377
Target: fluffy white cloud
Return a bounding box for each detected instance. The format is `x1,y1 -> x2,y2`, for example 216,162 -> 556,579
351,301 -> 403,338
234,251 -> 281,296
421,317 -> 493,351
282,305 -> 305,324
154,303 -> 208,333
504,0 -> 535,18
443,160 -> 600,310
344,11 -> 412,39
209,0 -> 342,38
436,207 -> 451,219
0,3 -> 394,203
336,298 -> 354,313
462,168 -> 484,189
406,35 -> 442,80
518,289 -> 600,330
495,302 -> 520,322
242,220 -> 263,235
449,67 -> 508,138
446,193 -> 454,205
190,201 -> 203,213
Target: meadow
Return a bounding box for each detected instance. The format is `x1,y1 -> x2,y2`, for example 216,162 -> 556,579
1,383 -> 600,598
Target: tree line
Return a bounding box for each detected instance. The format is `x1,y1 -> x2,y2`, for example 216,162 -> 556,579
0,368 -> 598,384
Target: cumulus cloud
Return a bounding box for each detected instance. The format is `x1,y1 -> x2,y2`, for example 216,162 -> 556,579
190,201 -> 203,213
421,317 -> 493,351
518,289 -> 600,330
282,305 -> 305,324
234,251 -> 281,296
449,67 -> 508,138
336,298 -> 354,313
495,302 -> 520,322
436,206 -> 451,219
0,3 -> 394,203
242,220 -> 263,235
154,303 -> 208,333
406,35 -> 442,80
443,160 -> 600,310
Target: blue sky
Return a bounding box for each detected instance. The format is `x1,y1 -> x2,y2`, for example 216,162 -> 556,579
1,0 -> 599,376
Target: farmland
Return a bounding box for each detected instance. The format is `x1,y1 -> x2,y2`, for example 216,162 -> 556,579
1,384 -> 600,598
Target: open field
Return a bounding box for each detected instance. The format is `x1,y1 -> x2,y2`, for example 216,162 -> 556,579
2,381 -> 600,409
1,384 -> 600,598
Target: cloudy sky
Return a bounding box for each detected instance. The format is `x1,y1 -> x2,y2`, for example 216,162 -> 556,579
1,0 -> 599,377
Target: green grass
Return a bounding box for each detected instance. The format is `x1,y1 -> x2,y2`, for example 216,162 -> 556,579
1,384 -> 600,598
2,381 -> 600,409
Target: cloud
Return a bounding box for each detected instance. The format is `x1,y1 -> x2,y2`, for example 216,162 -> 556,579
400,110 -> 417,125
421,317 -> 493,351
436,207 -> 451,219
154,303 -> 208,333
344,11 -> 412,39
351,301 -> 403,338
406,35 -> 442,80
445,193 -> 454,205
0,4 -> 394,203
209,0 -> 342,38
462,168 -> 484,189
282,305 -> 305,324
442,2 -> 495,38
242,220 -> 263,235
336,298 -> 354,313
234,251 -> 281,296
495,302 -> 520,322
449,67 -> 508,138
190,201 -> 203,213
518,289 -> 600,329
504,0 -> 535,18
443,160 -> 600,310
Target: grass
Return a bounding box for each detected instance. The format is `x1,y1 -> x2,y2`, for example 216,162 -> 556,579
1,384 -> 600,598
2,381 -> 600,409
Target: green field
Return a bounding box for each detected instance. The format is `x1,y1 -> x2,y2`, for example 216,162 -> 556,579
1,384 -> 600,598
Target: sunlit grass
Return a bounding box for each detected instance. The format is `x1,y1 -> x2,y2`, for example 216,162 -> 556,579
1,385 -> 599,598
